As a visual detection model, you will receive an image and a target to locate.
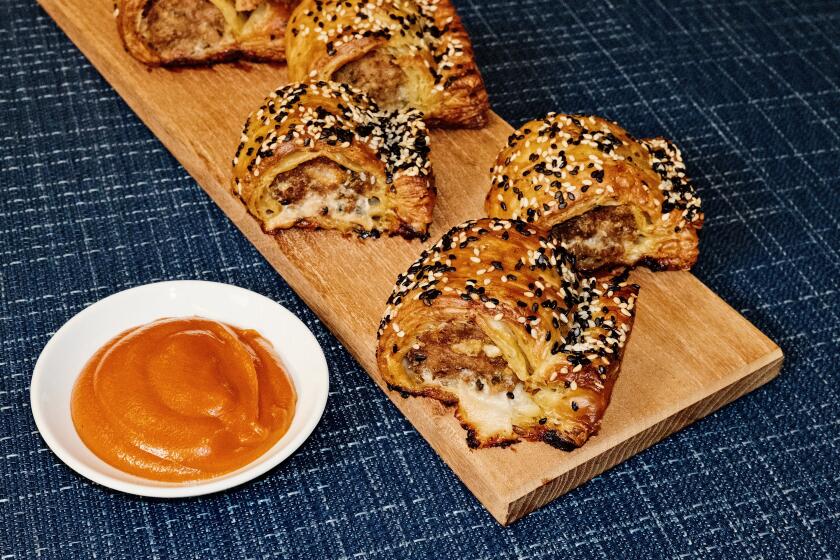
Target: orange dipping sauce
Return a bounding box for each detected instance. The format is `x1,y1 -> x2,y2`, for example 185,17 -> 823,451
71,317 -> 296,482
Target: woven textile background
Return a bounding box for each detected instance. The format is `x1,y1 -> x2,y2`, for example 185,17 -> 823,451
2,0 -> 839,558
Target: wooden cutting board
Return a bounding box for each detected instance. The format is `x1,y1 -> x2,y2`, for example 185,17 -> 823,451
39,0 -> 784,525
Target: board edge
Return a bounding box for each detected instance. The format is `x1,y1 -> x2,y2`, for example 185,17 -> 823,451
496,347 -> 784,525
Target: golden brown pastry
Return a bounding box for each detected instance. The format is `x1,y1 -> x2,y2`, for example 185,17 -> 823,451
117,0 -> 299,65
232,81 -> 435,239
376,218 -> 639,449
485,114 -> 703,272
285,0 -> 489,128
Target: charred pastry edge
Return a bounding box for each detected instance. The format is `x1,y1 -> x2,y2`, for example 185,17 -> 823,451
115,0 -> 293,66
386,382 -> 568,449
286,0 -> 489,127
122,49 -> 285,67
377,218 -> 640,450
386,362 -> 626,451
231,81 -> 435,239
259,220 -> 431,241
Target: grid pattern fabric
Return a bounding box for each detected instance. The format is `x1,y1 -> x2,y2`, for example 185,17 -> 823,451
1,0 -> 839,558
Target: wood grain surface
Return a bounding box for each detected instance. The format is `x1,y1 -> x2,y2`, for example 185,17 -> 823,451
38,0 -> 784,525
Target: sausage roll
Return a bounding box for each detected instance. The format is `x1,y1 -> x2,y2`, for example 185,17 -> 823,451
117,0 -> 299,65
376,218 -> 639,449
285,0 -> 490,128
485,114 -> 704,272
232,81 -> 435,239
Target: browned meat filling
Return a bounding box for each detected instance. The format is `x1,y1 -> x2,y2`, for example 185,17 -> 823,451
406,323 -> 513,391
269,157 -> 372,213
550,205 -> 641,270
142,0 -> 226,55
334,49 -> 406,110
235,0 -> 260,9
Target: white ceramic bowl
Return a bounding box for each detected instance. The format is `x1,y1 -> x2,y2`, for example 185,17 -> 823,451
30,280 -> 329,498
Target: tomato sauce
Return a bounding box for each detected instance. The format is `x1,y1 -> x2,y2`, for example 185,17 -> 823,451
71,317 -> 296,482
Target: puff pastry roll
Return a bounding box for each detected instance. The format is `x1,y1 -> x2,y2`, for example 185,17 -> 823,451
485,114 -> 703,272
117,0 -> 299,65
232,81 -> 435,239
376,218 -> 639,449
285,0 -> 489,128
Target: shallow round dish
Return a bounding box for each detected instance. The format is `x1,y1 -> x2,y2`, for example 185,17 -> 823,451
30,280 -> 329,498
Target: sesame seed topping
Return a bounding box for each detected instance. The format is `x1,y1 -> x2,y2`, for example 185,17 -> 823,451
377,218 -> 640,395
487,112 -> 703,244
231,81 -> 433,238
289,0 -> 483,123
233,82 -> 431,184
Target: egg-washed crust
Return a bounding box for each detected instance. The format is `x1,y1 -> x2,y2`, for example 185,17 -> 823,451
116,0 -> 298,66
285,0 -> 489,128
232,81 -> 435,239
376,218 -> 639,449
485,113 -> 704,271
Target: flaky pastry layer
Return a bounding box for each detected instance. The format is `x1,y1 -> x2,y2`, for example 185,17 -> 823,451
376,218 -> 639,449
286,0 -> 489,128
232,81 -> 435,239
485,114 -> 703,272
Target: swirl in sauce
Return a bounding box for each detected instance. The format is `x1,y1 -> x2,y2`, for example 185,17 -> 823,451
71,317 -> 296,482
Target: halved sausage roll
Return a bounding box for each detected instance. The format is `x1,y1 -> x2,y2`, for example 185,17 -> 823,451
285,0 -> 489,128
376,218 -> 639,449
117,0 -> 299,65
232,81 -> 435,239
485,114 -> 704,272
